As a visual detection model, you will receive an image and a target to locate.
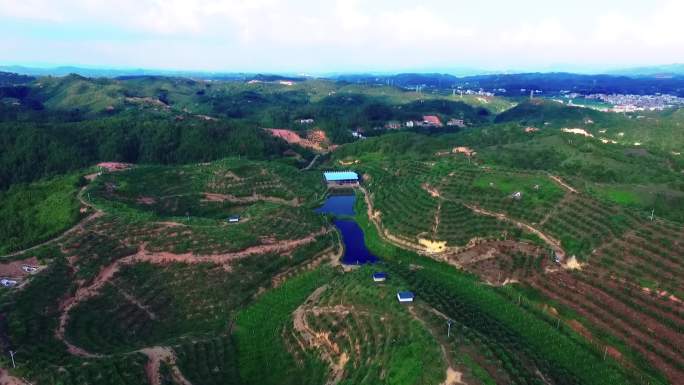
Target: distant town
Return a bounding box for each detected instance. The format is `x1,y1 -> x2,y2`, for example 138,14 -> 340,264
440,86 -> 684,113
577,93 -> 684,112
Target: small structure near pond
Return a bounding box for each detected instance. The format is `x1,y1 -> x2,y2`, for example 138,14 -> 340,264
397,291 -> 415,303
324,171 -> 359,187
227,215 -> 240,223
373,272 -> 387,282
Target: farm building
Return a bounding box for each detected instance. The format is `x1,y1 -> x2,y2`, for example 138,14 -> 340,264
372,272 -> 387,282
227,215 -> 240,223
385,121 -> 402,129
422,115 -> 443,127
397,291 -> 415,303
447,118 -> 466,128
1,279 -> 17,288
324,171 -> 359,187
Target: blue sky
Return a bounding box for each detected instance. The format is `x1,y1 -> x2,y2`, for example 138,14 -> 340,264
1,0 -> 683,73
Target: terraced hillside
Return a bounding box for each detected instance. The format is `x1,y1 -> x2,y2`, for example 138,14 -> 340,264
333,134 -> 683,384
1,79 -> 683,385
0,159 -> 339,385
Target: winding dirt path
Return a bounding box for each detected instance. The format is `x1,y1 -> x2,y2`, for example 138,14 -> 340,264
549,175 -> 578,194
292,285 -> 350,385
55,228 -> 329,358
302,154 -> 321,171
141,347 -> 193,385
462,204 -> 565,258
360,186 -> 429,254
202,192 -> 301,207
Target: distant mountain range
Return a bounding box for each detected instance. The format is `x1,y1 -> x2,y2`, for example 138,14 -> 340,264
0,65 -> 252,80
3,63 -> 684,79
2,64 -> 684,96
607,64 -> 684,77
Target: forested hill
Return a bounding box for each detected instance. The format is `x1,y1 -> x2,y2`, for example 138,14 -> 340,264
0,73 -> 491,188
2,71 -> 684,190
0,71 -> 34,86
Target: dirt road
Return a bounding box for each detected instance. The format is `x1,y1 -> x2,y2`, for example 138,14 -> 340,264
549,175 -> 578,194
141,346 -> 193,385
292,285 -> 350,385
463,204 -> 565,258
55,229 -> 329,358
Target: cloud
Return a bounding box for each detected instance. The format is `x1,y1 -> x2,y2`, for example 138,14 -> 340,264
1,0 -> 683,71
500,19 -> 575,47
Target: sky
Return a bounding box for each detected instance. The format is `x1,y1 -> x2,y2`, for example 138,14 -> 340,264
1,0 -> 683,74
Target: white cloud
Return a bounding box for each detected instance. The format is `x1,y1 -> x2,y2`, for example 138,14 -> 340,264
501,19 -> 575,46
1,0 -> 683,71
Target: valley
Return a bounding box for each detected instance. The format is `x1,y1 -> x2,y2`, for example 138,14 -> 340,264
0,72 -> 682,385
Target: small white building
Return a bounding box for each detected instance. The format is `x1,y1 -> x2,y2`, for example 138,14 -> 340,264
397,291 -> 415,303
1,279 -> 18,287
22,265 -> 38,273
228,215 -> 240,223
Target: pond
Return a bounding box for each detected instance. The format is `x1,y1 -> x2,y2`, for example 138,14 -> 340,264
314,194 -> 356,216
315,194 -> 378,265
333,219 -> 378,265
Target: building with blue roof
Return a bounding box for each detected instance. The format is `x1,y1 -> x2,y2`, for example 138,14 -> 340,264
372,272 -> 387,282
324,171 -> 359,186
397,291 -> 415,303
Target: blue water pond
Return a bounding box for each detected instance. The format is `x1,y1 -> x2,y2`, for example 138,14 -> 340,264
333,219 -> 378,265
315,194 -> 356,216
315,194 -> 377,265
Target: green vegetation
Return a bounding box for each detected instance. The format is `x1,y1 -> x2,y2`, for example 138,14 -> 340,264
591,185 -> 643,206
174,336 -> 241,385
67,241 -> 333,354
308,266 -> 445,385
0,173 -> 83,254
354,195 -> 663,385
235,268 -> 332,385
1,77 -> 683,385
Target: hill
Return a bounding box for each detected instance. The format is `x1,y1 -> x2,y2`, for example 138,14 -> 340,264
0,71 -> 34,86
0,75 -> 683,385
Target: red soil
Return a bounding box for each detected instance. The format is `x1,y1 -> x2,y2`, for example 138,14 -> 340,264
264,128 -> 336,152
54,228 -> 329,358
97,162 -> 132,172
0,257 -> 42,278
531,272 -> 684,384
137,196 -> 157,205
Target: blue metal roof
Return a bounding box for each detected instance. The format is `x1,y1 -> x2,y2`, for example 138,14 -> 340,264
324,171 -> 359,182
373,272 -> 387,279
397,291 -> 414,299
